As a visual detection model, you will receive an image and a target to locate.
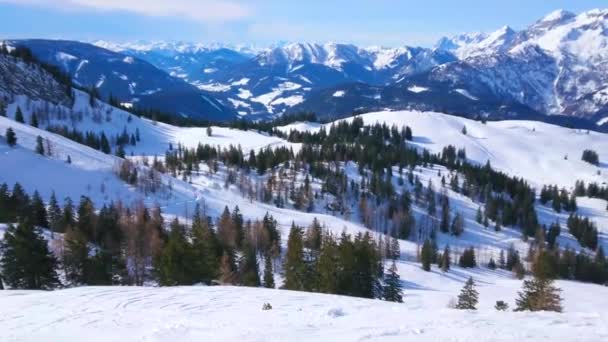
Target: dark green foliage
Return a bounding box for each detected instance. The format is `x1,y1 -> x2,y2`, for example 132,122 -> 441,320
14,106 -> 24,123
450,212 -> 464,236
383,261 -> 403,303
263,253 -> 275,288
283,223 -> 306,291
156,218 -> 196,286
440,245 -> 451,272
0,221 -> 59,289
458,247 -> 477,268
35,135 -> 44,155
420,239 -> 433,271
515,274 -> 563,312
567,214 -> 598,250
488,257 -> 496,270
456,277 -> 478,310
495,300 -> 509,311
581,149 -> 599,166
5,127 -> 16,147
30,113 -> 38,128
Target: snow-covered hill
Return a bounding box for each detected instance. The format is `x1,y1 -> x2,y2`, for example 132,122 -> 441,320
279,110 -> 608,189
1,278 -> 607,341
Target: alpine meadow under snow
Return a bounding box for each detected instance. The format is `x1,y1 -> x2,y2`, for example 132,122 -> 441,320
2,6 -> 608,342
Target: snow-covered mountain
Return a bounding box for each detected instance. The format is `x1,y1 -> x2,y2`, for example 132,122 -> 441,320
433,9 -> 608,120
9,39 -> 236,121
95,41 -> 455,117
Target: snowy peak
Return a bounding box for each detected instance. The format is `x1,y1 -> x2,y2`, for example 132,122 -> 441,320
538,9 -> 577,25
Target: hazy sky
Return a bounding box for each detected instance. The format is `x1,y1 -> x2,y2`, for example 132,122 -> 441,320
0,0 -> 606,47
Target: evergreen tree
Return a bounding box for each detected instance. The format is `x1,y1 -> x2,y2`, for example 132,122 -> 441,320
450,212 -> 464,236
35,135 -> 44,155
420,239 -> 433,271
5,127 -> 16,147
0,221 -> 59,289
383,261 -> 403,303
455,277 -> 478,310
30,190 -> 48,227
156,218 -> 195,286
30,113 -> 38,128
317,233 -> 339,294
47,192 -> 62,235
100,132 -> 110,154
63,226 -> 90,284
263,253 -> 275,288
238,243 -> 260,287
283,222 -> 306,290
458,247 -> 477,268
476,207 -> 483,224
191,208 -> 219,284
14,106 -> 24,123
441,245 -> 451,272
515,274 -> 563,312
488,257 -> 497,270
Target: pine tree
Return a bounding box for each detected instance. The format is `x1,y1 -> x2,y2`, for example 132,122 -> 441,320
156,218 -> 195,286
35,135 -> 44,155
5,127 -> 16,147
191,207 -> 219,284
206,126 -> 212,137
238,243 -> 260,287
515,275 -> 563,312
47,191 -> 62,235
14,106 -> 24,123
420,239 -> 433,271
488,257 -> 497,270
0,221 -> 59,289
263,253 -> 275,288
476,207 -> 483,224
441,245 -> 451,272
383,261 -> 403,303
455,277 -> 478,310
63,226 -> 90,284
100,132 -> 110,154
450,212 -> 464,236
30,113 -> 38,128
283,222 -> 306,290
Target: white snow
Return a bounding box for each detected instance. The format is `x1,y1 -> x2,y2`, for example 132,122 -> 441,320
270,95 -> 304,107
1,276 -> 607,341
197,83 -> 231,92
122,56 -> 134,64
408,85 -> 429,93
454,89 -> 478,101
231,78 -> 250,86
333,90 -> 346,97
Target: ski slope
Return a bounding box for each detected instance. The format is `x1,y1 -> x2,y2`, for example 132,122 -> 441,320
277,110 -> 608,189
1,276 -> 607,342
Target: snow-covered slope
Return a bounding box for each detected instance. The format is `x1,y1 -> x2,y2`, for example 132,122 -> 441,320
278,110 -> 608,189
1,277 -> 607,342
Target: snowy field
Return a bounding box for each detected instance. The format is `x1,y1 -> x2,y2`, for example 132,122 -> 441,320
1,274 -> 607,342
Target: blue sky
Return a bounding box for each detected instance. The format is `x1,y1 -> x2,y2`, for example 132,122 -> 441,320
0,0 -> 606,47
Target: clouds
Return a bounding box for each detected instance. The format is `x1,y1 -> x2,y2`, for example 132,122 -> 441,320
0,0 -> 251,23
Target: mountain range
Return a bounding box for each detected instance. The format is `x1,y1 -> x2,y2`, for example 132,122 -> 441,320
4,9 -> 608,128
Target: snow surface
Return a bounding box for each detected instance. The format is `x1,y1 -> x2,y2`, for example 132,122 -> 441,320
408,85 -> 429,93
333,90 -> 346,97
454,88 -> 478,101
1,276 -> 607,341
